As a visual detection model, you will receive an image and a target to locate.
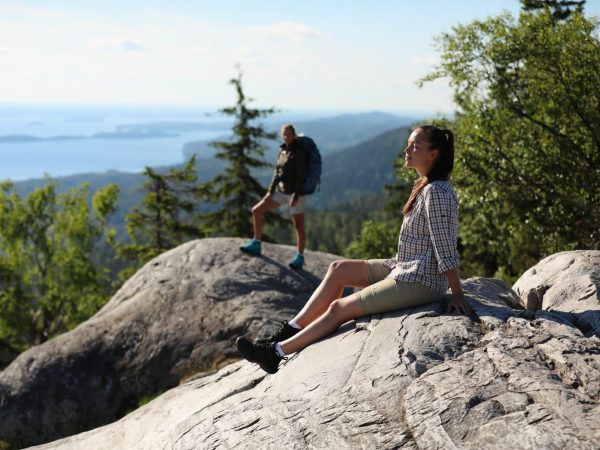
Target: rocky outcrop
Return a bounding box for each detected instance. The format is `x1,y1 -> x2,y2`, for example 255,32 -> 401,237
0,238 -> 339,448
32,252 -> 600,450
513,250 -> 600,336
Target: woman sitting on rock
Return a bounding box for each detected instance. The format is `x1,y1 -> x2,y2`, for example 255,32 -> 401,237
236,125 -> 472,374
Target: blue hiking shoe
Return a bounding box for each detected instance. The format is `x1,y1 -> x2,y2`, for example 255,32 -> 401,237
288,253 -> 304,270
240,239 -> 261,255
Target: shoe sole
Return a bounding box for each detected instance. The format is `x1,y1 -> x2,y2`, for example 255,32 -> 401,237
258,361 -> 279,374
288,264 -> 303,270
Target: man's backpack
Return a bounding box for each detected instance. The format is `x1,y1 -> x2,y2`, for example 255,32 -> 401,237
298,135 -> 321,195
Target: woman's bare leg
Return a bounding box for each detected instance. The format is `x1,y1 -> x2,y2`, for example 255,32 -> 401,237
281,294 -> 365,354
252,195 -> 280,240
292,213 -> 305,254
292,260 -> 370,328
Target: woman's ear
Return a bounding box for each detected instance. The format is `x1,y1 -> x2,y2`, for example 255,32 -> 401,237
429,147 -> 440,163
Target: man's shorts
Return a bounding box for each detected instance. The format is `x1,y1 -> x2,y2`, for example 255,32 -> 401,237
271,191 -> 307,215
356,259 -> 443,315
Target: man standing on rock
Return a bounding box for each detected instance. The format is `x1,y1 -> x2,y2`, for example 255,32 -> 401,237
240,124 -> 320,270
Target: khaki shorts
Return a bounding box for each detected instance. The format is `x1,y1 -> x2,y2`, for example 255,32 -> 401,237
272,191 -> 307,215
357,259 -> 443,315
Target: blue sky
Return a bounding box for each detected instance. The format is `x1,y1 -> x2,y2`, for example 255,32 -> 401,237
1,0 -> 599,114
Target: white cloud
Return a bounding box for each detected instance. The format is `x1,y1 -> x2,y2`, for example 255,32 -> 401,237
88,38 -> 147,52
248,22 -> 327,41
409,55 -> 439,66
119,40 -> 146,52
0,4 -> 453,110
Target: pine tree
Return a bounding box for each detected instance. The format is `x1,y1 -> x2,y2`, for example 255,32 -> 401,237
202,68 -> 278,237
520,0 -> 585,21
119,155 -> 205,272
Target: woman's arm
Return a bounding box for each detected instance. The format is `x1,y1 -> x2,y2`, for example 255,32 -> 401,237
423,186 -> 470,315
444,267 -> 472,315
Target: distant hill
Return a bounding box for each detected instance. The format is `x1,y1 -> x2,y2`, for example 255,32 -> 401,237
14,126 -> 412,228
311,126 -> 411,208
292,111 -> 414,154
12,116 -> 416,241
182,111 -> 415,161
13,158 -> 226,241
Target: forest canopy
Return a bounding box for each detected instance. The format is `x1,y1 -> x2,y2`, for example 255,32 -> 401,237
416,9 -> 600,279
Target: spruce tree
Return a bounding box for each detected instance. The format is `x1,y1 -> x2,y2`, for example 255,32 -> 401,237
520,0 -> 585,21
202,69 -> 278,237
119,155 -> 205,272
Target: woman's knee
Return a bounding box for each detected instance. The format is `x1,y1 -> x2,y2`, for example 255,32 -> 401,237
328,259 -> 351,274
328,259 -> 363,282
325,260 -> 346,284
326,298 -> 361,323
327,299 -> 345,318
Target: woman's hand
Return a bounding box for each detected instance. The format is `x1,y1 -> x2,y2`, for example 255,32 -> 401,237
447,295 -> 472,315
444,267 -> 473,315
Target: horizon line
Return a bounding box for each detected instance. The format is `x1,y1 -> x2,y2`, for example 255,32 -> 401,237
0,101 -> 451,117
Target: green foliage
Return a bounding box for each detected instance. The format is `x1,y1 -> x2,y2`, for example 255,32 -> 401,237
345,220 -> 398,260
520,0 -> 585,21
315,127 -> 410,209
119,155 -> 205,274
202,68 -> 279,237
421,9 -> 600,280
266,194 -> 396,257
0,179 -> 118,361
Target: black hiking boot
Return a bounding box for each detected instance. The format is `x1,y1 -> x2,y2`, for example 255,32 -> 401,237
254,321 -> 300,344
236,337 -> 283,374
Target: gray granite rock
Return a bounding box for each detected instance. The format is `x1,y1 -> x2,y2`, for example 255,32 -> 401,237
32,269 -> 600,450
0,238 -> 338,448
513,250 -> 600,336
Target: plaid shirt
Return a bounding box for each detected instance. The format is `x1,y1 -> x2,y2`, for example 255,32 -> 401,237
383,181 -> 459,295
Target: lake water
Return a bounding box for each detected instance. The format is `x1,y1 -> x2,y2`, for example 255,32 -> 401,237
0,105 -> 230,181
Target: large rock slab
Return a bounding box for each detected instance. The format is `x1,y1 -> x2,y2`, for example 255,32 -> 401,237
513,250 -> 600,336
0,238 -> 338,448
34,272 -> 600,450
